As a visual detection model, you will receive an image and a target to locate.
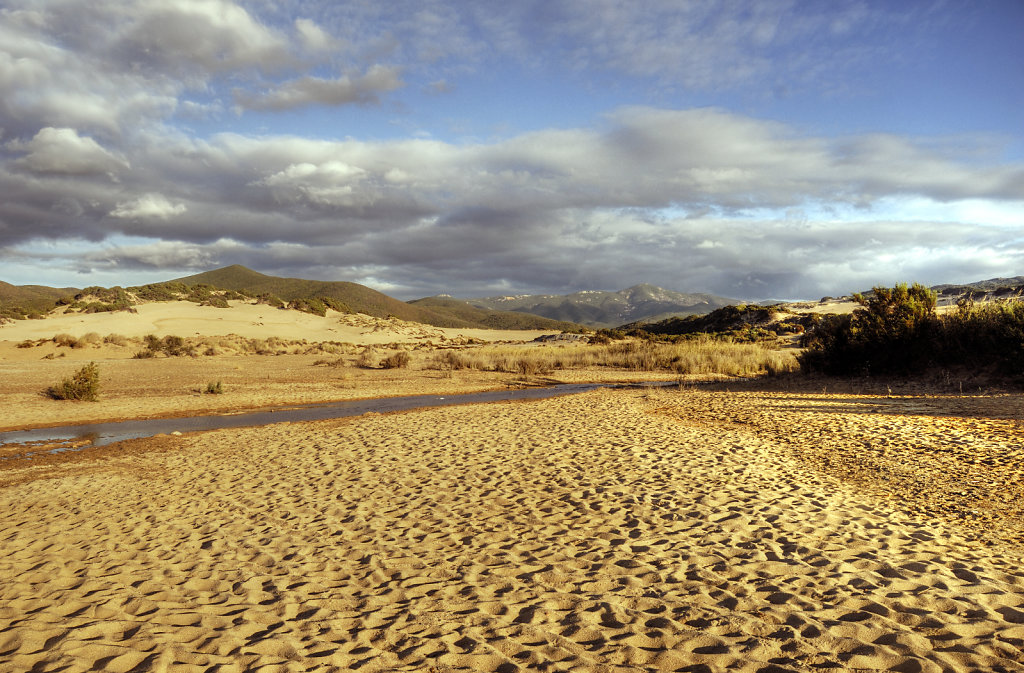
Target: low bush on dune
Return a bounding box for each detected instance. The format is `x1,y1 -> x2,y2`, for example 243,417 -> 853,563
137,334 -> 197,358
201,296 -> 231,308
46,362 -> 100,401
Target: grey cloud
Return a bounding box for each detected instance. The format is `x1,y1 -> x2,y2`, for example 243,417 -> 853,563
2,100 -> 1022,299
235,65 -> 403,111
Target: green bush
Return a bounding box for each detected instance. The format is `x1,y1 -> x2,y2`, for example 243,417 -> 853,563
799,283 -> 938,375
800,283 -> 1024,378
130,282 -> 187,301
254,293 -> 286,308
202,296 -> 231,308
205,381 -> 224,394
938,299 -> 1024,375
47,362 -> 100,401
288,297 -> 328,316
140,334 -> 196,357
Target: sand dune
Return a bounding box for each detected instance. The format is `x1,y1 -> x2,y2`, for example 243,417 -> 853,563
0,300 -> 551,344
2,387 -> 1023,671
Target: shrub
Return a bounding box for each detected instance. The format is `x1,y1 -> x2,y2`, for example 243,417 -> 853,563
255,293 -> 286,308
319,296 -> 353,314
130,282 -> 186,301
799,283 -> 938,375
938,298 -> 1024,375
138,334 -> 196,357
47,362 -> 100,401
288,297 -> 328,317
205,381 -> 224,394
800,284 -> 1024,379
380,351 -> 412,369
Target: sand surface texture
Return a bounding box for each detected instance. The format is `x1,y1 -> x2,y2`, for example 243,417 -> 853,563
2,387 -> 1023,672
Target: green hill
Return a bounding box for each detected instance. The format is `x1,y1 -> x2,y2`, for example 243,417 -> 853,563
0,281 -> 79,319
408,296 -> 582,331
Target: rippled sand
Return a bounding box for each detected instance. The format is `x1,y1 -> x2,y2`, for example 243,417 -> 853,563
2,385 -> 1024,671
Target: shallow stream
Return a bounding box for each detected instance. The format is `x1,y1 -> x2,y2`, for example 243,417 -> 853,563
1,382 -> 648,455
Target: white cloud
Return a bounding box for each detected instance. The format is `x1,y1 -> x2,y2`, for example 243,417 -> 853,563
110,193 -> 187,219
294,17 -> 336,52
12,127 -> 129,176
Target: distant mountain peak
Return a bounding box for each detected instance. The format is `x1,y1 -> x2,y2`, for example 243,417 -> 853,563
468,284 -> 739,328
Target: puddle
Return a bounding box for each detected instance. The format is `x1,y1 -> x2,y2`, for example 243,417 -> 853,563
1,382 -> 669,456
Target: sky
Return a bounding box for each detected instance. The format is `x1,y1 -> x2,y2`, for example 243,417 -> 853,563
1,0 -> 1022,301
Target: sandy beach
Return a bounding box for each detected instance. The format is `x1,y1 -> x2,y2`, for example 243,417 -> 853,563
3,373 -> 1024,671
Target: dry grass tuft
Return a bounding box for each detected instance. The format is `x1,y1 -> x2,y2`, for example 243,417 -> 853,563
424,338 -> 796,377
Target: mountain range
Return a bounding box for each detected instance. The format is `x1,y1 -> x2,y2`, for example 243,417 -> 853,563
462,285 -> 738,328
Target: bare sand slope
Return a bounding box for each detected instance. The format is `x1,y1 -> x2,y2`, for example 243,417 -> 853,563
0,301 -> 551,344
2,388 -> 1023,672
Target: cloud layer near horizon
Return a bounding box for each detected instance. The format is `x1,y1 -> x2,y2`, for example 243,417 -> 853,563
1,0 -> 1022,299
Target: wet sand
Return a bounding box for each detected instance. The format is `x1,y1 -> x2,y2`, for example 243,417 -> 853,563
2,384 -> 1023,672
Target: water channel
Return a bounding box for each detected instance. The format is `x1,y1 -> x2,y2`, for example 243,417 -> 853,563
1,382 -> 658,455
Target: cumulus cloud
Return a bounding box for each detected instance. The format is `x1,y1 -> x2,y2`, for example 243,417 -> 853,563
110,194 -> 187,220
11,127 -> 129,176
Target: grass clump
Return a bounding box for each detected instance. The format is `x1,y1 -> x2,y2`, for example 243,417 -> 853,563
78,332 -> 102,348
47,362 -> 100,401
103,333 -> 130,346
53,333 -> 78,348
424,339 -> 796,378
355,348 -> 378,368
380,351 -> 412,369
205,381 -> 224,395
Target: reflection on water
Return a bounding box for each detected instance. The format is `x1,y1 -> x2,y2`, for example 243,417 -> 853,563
1,382 -> 643,456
